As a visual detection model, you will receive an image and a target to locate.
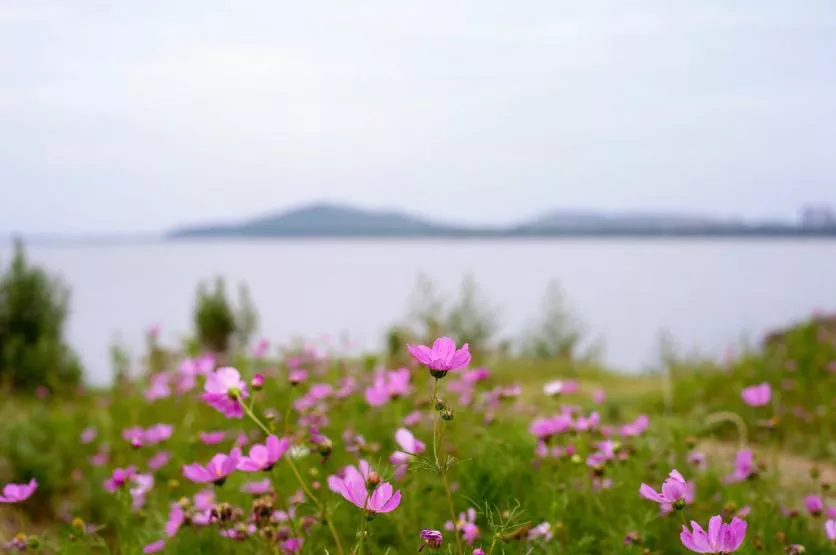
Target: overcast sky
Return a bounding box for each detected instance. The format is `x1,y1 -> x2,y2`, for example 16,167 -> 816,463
2,1 -> 835,233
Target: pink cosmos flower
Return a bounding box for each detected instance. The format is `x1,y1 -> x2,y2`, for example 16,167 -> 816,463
472,550 -> 486,555
130,474 -> 154,510
680,516 -> 746,553
242,478 -> 272,495
148,451 -> 171,470
201,367 -> 248,419
80,427 -> 97,444
182,449 -> 240,484
620,415 -> 649,437
221,524 -> 257,539
724,449 -> 755,483
327,464 -> 401,513
390,428 -> 426,479
543,380 -> 578,396
825,519 -> 836,541
199,431 -> 227,445
592,389 -> 606,404
446,507 -> 479,545
407,337 -> 471,376
365,368 -> 411,407
144,424 -> 174,444
309,383 -> 333,400
90,451 -> 109,466
404,410 -> 423,427
237,436 -> 291,472
143,540 -> 165,554
104,466 -> 137,492
688,451 -> 707,468
180,354 -> 215,377
740,383 -> 771,407
254,338 -> 270,358
280,538 -> 304,553
0,479 -> 37,503
419,529 -> 443,550
640,469 -> 694,509
145,373 -> 171,401
529,415 -> 573,440
166,503 -> 184,537
288,370 -> 308,385
193,489 -> 215,511
806,495 -> 824,516
528,522 -> 553,541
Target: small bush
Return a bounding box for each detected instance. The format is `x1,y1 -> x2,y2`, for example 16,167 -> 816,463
193,277 -> 259,353
0,240 -> 82,392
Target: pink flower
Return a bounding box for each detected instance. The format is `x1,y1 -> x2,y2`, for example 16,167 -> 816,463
825,519 -> 836,541
143,540 -> 165,553
280,538 -> 304,553
806,495 -> 824,516
327,464 -> 401,513
104,466 -> 137,492
182,449 -> 240,484
166,503 -> 184,537
390,428 -> 426,479
144,424 -> 174,444
419,529 -> 443,550
620,415 -> 649,436
254,338 -> 270,358
148,451 -> 171,470
199,431 -> 226,445
80,427 -> 97,444
528,522 -> 553,541
407,337 -> 471,376
193,489 -> 215,511
472,550 -> 486,555
640,469 -> 693,509
688,451 -> 707,467
180,354 -> 215,377
365,369 -> 411,407
403,410 -> 423,427
0,479 -> 37,503
289,370 -> 308,385
130,474 -> 154,510
145,373 -> 171,401
740,383 -> 771,407
201,367 -> 248,419
724,449 -> 755,483
241,479 -> 272,495
544,380 -> 578,396
237,436 -> 291,472
90,451 -> 109,466
592,389 -> 606,404
680,516 -> 746,553
445,507 -> 479,545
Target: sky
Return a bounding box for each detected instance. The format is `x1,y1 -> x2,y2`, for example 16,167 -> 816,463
1,0 -> 836,234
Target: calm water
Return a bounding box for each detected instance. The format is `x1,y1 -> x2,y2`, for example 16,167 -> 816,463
4,240 -> 835,384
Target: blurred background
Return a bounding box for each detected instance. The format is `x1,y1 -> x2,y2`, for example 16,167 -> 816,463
2,1 -> 835,385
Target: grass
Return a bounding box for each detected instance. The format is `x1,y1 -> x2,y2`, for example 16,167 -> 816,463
0,321 -> 834,554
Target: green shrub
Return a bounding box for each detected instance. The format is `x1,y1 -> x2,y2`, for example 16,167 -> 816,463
193,277 -> 259,353
0,240 -> 82,392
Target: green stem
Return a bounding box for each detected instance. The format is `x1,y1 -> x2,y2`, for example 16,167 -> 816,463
239,396 -> 346,555
357,514 -> 368,555
430,377 -> 463,555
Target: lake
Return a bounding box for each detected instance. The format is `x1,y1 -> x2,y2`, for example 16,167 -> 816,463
4,239 -> 835,384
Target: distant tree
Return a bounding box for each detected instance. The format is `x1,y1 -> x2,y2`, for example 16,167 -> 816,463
0,239 -> 82,391
446,273 -> 499,354
193,277 -> 259,354
520,280 -> 588,361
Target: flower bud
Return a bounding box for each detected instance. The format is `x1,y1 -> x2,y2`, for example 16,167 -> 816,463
130,437 -> 143,449
441,408 -> 454,421
251,374 -> 264,391
367,472 -> 381,488
435,398 -> 446,411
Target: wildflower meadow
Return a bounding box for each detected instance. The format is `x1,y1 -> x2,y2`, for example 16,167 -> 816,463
1,290 -> 835,553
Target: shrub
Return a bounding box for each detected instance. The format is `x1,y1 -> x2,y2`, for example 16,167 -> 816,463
193,277 -> 259,354
0,240 -> 82,392
520,280 -> 589,361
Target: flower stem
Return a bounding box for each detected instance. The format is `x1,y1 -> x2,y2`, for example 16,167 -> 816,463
430,377 -> 463,555
239,397 -> 346,555
357,514 -> 368,555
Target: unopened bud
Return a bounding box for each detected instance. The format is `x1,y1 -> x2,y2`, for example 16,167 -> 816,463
435,398 -> 446,411
71,518 -> 85,531
130,437 -> 143,449
441,408 -> 454,421
367,472 -> 381,488
570,454 -> 582,465
168,479 -> 180,489
251,374 -> 264,391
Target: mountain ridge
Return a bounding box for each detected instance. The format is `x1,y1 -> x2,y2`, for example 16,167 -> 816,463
168,202 -> 835,239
